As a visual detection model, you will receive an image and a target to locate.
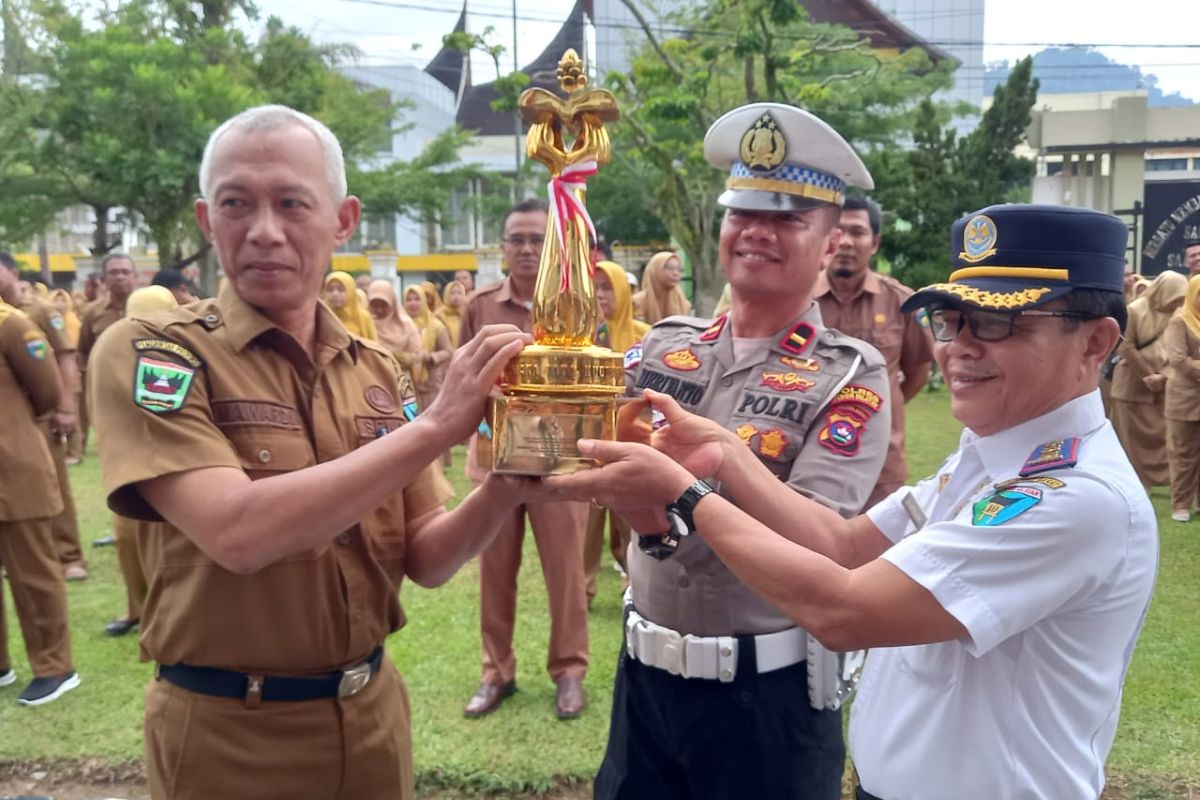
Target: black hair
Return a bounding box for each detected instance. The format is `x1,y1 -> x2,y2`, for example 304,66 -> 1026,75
0,251 -> 16,270
501,199 -> 549,234
151,269 -> 188,290
1061,289 -> 1128,334
842,195 -> 882,236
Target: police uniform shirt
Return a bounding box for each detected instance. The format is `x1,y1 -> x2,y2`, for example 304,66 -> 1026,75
625,305 -> 891,635
0,303 -> 63,521
852,390 -> 1157,799
90,284 -> 453,672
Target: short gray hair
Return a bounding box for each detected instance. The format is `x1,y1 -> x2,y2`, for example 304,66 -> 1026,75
198,105 -> 347,201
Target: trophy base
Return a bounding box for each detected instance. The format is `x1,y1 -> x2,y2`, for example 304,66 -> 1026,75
489,393 -> 619,476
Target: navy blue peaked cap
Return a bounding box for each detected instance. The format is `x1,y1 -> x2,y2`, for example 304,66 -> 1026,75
901,204 -> 1128,322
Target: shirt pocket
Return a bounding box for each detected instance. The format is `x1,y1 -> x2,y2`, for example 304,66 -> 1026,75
221,425 -> 316,476
867,322 -> 903,367
895,640 -> 967,689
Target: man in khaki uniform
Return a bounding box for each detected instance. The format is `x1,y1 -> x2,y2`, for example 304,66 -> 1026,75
0,252 -> 88,580
581,104 -> 889,800
0,301 -> 80,705
814,196 -> 933,506
458,199 -> 590,720
91,104 -> 542,800
77,253 -> 135,461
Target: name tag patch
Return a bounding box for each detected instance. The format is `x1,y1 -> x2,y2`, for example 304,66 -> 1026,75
636,369 -> 705,406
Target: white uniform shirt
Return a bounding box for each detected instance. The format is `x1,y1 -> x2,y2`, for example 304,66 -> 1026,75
851,390 -> 1158,800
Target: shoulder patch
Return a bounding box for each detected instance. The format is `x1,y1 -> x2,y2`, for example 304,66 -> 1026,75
994,475 -> 1066,491
972,486 -> 1043,526
24,329 -> 48,360
1019,438 -> 1081,477
623,342 -> 643,370
778,322 -> 815,355
698,314 -> 728,342
832,384 -> 884,415
134,353 -> 196,414
50,314 -> 65,331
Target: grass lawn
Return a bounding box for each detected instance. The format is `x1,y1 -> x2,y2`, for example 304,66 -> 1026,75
2,389 -> 1198,796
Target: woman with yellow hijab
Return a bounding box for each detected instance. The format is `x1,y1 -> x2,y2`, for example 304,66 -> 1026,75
632,251 -> 691,324
1111,270 -> 1186,487
583,260 -> 651,603
1163,274 -> 1200,521
50,288 -> 85,461
323,271 -> 377,340
403,285 -> 452,410
437,279 -> 468,346
367,280 -> 426,383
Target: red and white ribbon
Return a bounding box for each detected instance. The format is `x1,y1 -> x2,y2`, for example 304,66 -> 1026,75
547,159 -> 599,292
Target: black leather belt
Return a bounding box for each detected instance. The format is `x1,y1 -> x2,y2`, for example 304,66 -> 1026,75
158,646 -> 383,702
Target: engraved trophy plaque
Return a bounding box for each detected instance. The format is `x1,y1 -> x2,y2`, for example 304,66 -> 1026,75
488,48 -> 625,475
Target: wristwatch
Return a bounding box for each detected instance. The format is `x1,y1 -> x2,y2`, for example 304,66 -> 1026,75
667,479 -> 714,536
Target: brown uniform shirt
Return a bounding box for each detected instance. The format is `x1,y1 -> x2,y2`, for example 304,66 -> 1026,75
77,296 -> 126,370
459,277 -> 535,481
16,295 -> 71,355
1163,315 -> 1200,421
90,285 -> 453,672
0,303 -> 63,521
624,306 -> 890,635
813,270 -> 932,493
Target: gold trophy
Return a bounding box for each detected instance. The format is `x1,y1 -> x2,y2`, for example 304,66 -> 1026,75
488,49 -> 625,475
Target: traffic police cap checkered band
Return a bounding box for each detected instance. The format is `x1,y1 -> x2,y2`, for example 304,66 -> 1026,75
704,103 -> 873,212
902,204 -> 1129,328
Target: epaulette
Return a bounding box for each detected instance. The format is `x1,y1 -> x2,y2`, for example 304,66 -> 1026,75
815,328 -> 887,369
1019,438 -> 1081,477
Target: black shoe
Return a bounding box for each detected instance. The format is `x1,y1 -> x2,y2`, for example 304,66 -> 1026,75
18,672 -> 80,706
93,534 -> 115,547
104,618 -> 139,637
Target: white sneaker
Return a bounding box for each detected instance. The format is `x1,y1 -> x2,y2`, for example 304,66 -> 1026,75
0,669 -> 15,688
1171,510 -> 1190,522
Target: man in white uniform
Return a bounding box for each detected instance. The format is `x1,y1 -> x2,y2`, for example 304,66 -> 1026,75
549,203 -> 1159,800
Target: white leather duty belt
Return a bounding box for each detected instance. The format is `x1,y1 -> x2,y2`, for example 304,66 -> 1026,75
624,604 -> 806,683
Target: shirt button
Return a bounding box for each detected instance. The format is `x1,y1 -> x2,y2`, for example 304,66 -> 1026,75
720,377 -> 732,387
336,533 -> 351,546
257,449 -> 271,464
204,313 -> 220,326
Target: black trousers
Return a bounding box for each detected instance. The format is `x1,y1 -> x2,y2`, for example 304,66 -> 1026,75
594,639 -> 845,800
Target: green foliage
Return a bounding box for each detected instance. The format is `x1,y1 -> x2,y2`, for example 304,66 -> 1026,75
873,58 -> 1039,288
596,0 -> 954,313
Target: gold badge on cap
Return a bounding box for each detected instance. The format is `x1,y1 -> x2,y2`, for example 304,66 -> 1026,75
739,113 -> 787,172
959,214 -> 998,263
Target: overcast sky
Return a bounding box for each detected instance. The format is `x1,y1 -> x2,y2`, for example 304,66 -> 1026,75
249,0 -> 1200,102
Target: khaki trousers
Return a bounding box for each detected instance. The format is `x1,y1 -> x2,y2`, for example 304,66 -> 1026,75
477,496 -> 589,684
145,656 -> 412,800
0,519 -> 74,676
584,506 -> 630,602
1166,418 -> 1200,512
113,515 -> 147,620
41,422 -> 84,568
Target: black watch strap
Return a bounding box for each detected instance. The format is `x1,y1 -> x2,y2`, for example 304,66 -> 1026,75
667,479 -> 714,534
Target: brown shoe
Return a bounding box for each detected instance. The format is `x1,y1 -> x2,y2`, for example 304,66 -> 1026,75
555,676 -> 585,719
463,679 -> 516,718
63,564 -> 88,582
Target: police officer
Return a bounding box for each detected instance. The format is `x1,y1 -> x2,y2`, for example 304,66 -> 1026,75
553,204 -> 1155,800
0,300 -> 80,705
573,103 -> 890,799
0,252 -> 88,580
90,104 -> 545,800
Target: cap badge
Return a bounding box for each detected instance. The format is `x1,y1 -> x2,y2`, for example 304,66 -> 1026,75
739,113 -> 787,173
960,214 -> 998,263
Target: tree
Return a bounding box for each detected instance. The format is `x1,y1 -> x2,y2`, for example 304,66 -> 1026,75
593,0 -> 955,313
873,58 -> 1039,288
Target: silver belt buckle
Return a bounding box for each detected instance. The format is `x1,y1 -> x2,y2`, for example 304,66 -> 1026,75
337,661 -> 372,698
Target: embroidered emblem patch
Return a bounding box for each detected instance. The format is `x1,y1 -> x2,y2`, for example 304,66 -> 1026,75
50,315 -> 65,331
133,338 -> 201,368
760,371 -> 815,392
758,428 -> 788,459
1019,438 -> 1081,477
24,330 -> 47,360
937,473 -> 951,494
778,322 -> 815,355
134,354 -> 196,413
624,342 -> 643,370
699,315 -> 727,342
832,385 -> 884,414
402,394 -> 419,421
365,385 -> 398,414
959,214 -> 998,264
663,348 -> 701,371
779,355 -> 820,373
972,486 -> 1042,527
819,413 -> 862,456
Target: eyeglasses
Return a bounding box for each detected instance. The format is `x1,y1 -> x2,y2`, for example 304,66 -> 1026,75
927,307 -> 1091,343
502,235 -> 545,249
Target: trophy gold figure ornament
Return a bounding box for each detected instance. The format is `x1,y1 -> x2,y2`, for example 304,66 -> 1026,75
487,49 -> 627,475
